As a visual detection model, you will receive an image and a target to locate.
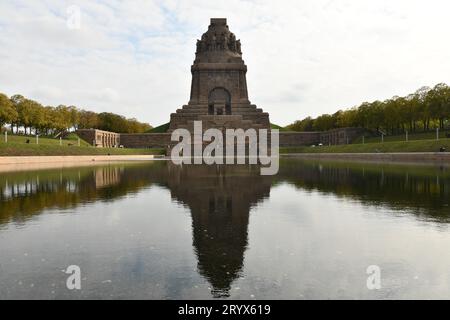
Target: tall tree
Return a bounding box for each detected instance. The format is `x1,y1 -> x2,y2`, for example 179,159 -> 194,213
0,93 -> 18,129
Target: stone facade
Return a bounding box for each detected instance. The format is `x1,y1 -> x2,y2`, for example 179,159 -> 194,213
169,18 -> 270,134
120,133 -> 171,149
77,129 -> 120,148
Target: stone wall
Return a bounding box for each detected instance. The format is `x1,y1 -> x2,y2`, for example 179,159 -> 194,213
320,128 -> 369,145
279,132 -> 321,147
126,131 -> 321,149
78,128 -> 370,149
76,129 -> 96,146
119,133 -> 171,148
278,128 -> 370,148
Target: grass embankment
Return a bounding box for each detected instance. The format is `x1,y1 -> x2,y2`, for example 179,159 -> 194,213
280,138 -> 450,154
271,123 -> 288,131
352,130 -> 450,144
0,134 -> 165,156
147,122 -> 170,133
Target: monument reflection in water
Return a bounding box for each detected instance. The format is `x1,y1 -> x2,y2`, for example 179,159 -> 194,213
0,160 -> 450,299
167,164 -> 272,297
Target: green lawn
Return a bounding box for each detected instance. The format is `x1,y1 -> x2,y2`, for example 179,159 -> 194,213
280,138 -> 450,154
352,130 -> 449,144
2,133 -> 91,146
3,133 -> 449,157
0,134 -> 165,156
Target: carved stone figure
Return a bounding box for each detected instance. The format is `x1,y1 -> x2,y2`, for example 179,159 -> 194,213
229,33 -> 236,52
195,20 -> 244,54
236,40 -> 241,54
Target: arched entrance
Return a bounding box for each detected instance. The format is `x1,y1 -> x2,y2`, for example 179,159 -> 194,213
208,88 -> 231,115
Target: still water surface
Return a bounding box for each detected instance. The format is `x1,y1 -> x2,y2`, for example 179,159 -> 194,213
0,159 -> 449,299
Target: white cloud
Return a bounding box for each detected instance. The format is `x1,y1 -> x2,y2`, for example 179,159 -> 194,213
1,0 -> 450,126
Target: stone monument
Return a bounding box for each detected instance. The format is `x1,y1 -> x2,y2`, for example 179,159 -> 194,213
168,18 -> 270,133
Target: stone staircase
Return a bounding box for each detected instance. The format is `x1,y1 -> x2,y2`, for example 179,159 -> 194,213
168,103 -> 270,133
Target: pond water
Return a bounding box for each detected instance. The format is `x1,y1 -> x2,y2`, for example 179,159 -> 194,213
0,159 -> 449,299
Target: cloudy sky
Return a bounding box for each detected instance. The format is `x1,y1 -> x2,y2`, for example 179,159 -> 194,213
1,0 -> 450,127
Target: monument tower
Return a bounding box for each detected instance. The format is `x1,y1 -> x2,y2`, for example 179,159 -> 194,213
169,18 -> 270,132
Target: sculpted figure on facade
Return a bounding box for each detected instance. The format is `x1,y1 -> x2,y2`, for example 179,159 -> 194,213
236,40 -> 242,54
229,33 -> 236,52
194,20 -> 243,54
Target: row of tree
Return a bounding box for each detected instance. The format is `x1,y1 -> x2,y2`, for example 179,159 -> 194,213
287,83 -> 450,134
0,93 -> 152,135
